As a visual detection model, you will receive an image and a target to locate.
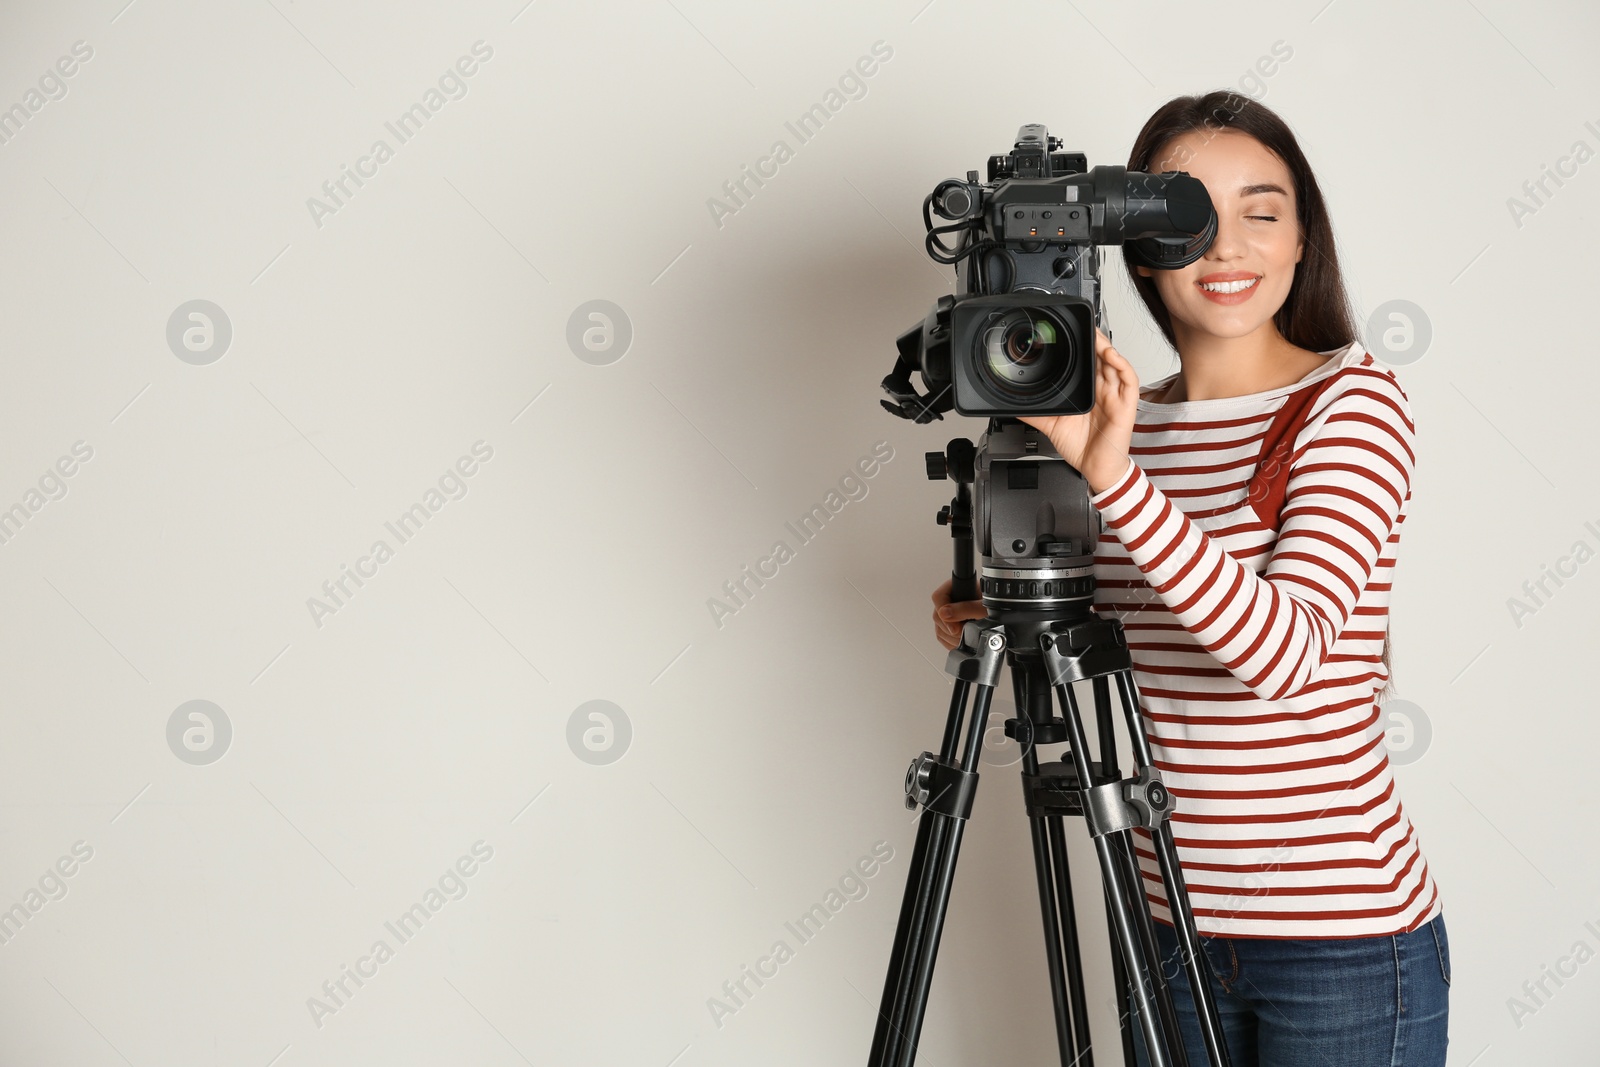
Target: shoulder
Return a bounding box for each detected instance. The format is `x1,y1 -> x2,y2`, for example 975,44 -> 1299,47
1305,352 -> 1415,438
1281,352 -> 1417,488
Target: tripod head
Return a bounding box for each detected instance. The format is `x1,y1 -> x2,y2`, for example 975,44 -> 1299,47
928,418 -> 1101,646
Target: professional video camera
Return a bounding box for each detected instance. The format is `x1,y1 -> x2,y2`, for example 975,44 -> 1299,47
882,123 -> 1216,422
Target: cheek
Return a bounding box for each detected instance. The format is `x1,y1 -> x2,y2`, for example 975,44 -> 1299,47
1155,272 -> 1197,305
1262,243 -> 1300,291
1258,226 -> 1302,271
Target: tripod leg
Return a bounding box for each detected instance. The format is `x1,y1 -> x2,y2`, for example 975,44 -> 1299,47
1091,677 -> 1139,1067
1043,817 -> 1096,1064
1014,662 -> 1095,1067
1107,824 -> 1188,1066
1093,819 -> 1180,1066
1112,672 -> 1233,1067
1146,829 -> 1227,1063
1106,894 -> 1137,1066
892,680 -> 995,1067
1088,672 -> 1189,1066
871,679 -> 971,1067
1050,677 -> 1185,1067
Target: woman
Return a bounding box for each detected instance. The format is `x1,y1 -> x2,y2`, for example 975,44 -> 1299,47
931,92 -> 1449,1066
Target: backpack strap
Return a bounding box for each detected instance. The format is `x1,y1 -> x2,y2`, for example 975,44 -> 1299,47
1245,372 -> 1345,533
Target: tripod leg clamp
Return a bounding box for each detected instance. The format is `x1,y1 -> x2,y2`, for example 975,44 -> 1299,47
944,623 -> 1007,688
1081,767 -> 1174,838
1038,618 -> 1133,684
905,752 -> 979,819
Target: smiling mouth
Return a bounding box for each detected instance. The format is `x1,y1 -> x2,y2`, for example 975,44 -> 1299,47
1197,276 -> 1260,294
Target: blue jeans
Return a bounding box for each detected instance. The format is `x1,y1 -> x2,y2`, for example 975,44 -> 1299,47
1129,912 -> 1451,1067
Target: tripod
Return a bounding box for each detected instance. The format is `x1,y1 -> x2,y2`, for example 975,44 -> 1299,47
866,446 -> 1234,1067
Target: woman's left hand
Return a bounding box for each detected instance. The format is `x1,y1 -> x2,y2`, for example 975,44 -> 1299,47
1018,328 -> 1139,494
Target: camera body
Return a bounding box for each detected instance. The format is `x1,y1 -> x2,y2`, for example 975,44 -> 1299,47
883,124 -> 1215,421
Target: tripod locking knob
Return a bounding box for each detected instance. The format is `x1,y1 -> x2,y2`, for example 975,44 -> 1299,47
926,441 -> 976,482
902,751 -> 980,818
1083,766 -> 1174,835
904,752 -> 936,810
1125,769 -> 1174,827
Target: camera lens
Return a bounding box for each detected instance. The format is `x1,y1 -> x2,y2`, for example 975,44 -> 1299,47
1003,317 -> 1049,363
978,309 -> 1075,399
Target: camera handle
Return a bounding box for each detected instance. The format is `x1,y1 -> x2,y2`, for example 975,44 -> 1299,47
881,327 -> 953,424
926,438 -> 977,602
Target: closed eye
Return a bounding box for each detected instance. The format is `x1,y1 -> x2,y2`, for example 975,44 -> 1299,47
1247,215 -> 1277,221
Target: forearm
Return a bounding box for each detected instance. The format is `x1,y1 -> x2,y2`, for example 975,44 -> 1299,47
1090,436 -> 1405,702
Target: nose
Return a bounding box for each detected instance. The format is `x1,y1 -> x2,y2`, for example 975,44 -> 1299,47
1202,211 -> 1248,265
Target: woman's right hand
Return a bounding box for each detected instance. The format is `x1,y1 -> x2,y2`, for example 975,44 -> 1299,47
931,577 -> 989,651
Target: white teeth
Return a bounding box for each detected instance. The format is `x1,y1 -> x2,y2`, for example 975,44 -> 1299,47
1199,277 -> 1258,293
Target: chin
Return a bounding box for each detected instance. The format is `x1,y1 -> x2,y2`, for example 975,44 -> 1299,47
1178,307 -> 1271,339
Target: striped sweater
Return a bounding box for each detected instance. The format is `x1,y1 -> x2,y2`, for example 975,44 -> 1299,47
1088,341 -> 1442,940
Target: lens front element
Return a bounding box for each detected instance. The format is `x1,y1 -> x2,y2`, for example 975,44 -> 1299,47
979,309 -> 1075,400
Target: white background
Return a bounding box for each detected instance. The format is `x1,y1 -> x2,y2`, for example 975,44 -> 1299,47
0,0 -> 1595,1064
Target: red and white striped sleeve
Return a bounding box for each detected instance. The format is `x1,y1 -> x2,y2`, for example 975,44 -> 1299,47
1088,367 -> 1416,702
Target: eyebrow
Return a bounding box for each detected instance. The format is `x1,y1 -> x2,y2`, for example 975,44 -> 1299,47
1240,182 -> 1289,197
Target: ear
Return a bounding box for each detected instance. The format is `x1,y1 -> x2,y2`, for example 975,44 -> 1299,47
1134,264 -> 1153,279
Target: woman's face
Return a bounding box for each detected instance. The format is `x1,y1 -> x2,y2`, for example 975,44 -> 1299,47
1135,128 -> 1304,343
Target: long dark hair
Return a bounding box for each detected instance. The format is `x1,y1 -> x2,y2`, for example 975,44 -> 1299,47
1118,90 -> 1394,691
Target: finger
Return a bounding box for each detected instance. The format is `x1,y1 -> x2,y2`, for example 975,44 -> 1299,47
1099,359 -> 1119,406
1098,346 -> 1135,392
1109,357 -> 1139,403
